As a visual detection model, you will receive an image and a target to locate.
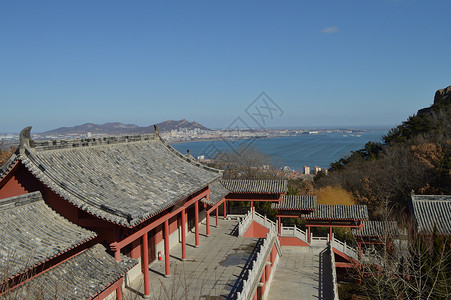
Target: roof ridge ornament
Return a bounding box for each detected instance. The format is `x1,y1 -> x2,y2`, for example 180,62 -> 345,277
19,126 -> 35,149
154,125 -> 159,138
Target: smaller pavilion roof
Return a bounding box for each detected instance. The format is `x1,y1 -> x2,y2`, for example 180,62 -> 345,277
202,181 -> 230,206
7,244 -> 137,299
0,191 -> 98,280
301,204 -> 368,221
352,221 -> 399,238
271,195 -> 317,211
220,179 -> 287,194
410,194 -> 451,235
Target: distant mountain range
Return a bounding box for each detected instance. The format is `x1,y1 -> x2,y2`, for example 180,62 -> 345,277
41,119 -> 211,136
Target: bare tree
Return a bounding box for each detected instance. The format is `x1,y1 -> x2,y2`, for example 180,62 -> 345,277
356,221 -> 451,300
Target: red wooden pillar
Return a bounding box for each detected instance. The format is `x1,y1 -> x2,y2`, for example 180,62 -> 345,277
329,226 -> 333,241
265,262 -> 271,281
260,268 -> 266,295
307,226 -> 311,244
130,240 -> 141,259
223,201 -> 227,218
194,201 -> 199,247
114,249 -> 121,261
142,234 -> 151,297
277,216 -> 281,234
269,248 -> 273,266
206,211 -> 210,236
250,200 -> 253,209
181,208 -> 187,260
116,286 -> 122,300
164,219 -> 171,277
215,207 -> 219,227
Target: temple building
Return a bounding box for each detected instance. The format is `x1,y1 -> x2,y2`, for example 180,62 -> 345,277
2,126 -> 433,299
410,193 -> 451,236
0,127 -> 289,299
0,192 -> 137,298
0,126 -> 224,299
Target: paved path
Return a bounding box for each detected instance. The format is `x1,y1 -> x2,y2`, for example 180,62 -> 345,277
267,246 -> 334,300
126,218 -> 262,299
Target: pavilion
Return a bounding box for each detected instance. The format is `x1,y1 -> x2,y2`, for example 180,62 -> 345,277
0,126 -> 287,299
410,193 -> 451,236
272,195 -> 368,242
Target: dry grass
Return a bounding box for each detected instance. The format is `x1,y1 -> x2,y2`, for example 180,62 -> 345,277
315,185 -> 356,205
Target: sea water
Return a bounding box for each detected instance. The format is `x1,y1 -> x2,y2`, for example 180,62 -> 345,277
171,130 -> 387,171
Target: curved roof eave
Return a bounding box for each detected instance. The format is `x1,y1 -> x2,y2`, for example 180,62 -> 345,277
13,126 -> 222,228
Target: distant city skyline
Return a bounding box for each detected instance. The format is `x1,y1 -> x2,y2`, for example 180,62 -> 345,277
1,1 -> 450,133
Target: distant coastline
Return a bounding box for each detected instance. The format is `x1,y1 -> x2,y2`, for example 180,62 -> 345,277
171,130 -> 388,171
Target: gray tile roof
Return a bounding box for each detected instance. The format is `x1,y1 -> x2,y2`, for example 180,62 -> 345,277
2,127 -> 222,227
202,181 -> 230,206
0,191 -> 97,281
7,244 -> 137,299
410,194 -> 451,234
352,221 -> 399,238
301,204 -> 368,220
271,195 -> 317,211
219,179 -> 287,194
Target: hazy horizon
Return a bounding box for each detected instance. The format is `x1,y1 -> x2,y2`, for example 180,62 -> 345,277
0,120 -> 394,135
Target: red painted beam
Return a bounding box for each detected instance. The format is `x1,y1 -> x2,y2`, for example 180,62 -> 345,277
111,189 -> 208,249
305,223 -> 362,228
91,277 -> 124,300
206,198 -> 224,214
276,214 -> 303,218
225,198 -> 280,202
335,262 -> 358,269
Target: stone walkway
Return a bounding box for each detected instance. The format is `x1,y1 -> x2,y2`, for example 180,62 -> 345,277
267,246 -> 334,300
126,218 -> 262,299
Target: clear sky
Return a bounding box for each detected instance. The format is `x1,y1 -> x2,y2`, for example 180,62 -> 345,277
1,1 -> 450,133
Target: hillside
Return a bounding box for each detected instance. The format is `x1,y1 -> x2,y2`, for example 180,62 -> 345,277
317,86 -> 451,218
41,119 -> 210,136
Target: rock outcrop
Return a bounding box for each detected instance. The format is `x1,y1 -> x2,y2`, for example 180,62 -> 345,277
434,85 -> 451,106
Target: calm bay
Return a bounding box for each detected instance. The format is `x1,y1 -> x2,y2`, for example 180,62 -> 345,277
171,130 -> 388,171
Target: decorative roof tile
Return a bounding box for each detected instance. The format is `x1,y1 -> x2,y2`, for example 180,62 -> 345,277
219,179 -> 287,194
0,192 -> 97,281
202,181 -> 230,206
410,194 -> 451,234
301,204 -> 368,220
6,244 -> 137,299
352,221 -> 399,238
271,195 -> 317,211
3,127 -> 222,227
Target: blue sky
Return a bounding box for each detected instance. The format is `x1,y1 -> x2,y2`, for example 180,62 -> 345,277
1,1 -> 450,133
